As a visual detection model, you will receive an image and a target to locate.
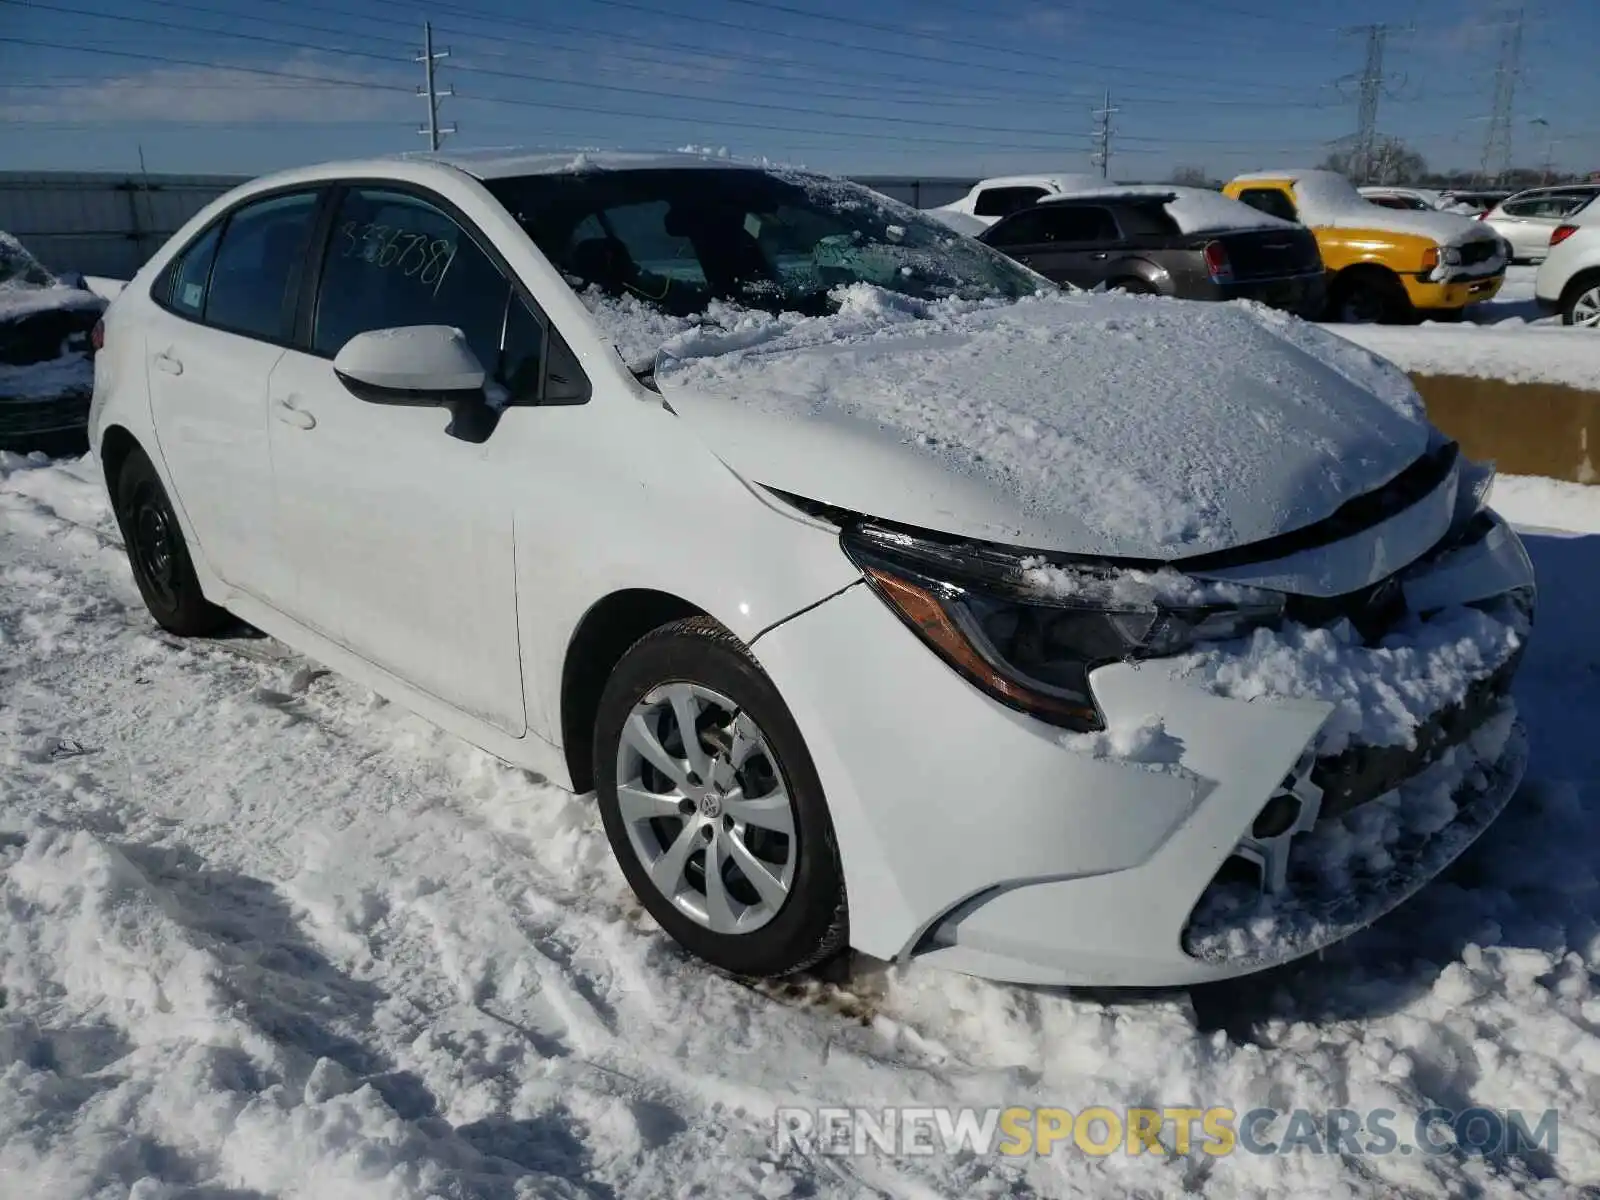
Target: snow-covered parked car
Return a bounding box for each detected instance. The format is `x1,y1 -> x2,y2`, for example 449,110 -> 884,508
977,185 -> 1325,316
1224,170 -> 1508,322
90,151 -> 1535,986
1535,202 -> 1600,327
0,232 -> 105,452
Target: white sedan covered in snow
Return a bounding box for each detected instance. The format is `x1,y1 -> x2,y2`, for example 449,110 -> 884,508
90,151 -> 1536,987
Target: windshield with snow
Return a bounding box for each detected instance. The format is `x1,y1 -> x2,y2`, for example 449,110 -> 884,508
484,168 -> 1043,318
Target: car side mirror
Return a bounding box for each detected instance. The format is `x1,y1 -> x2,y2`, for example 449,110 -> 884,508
333,325 -> 499,444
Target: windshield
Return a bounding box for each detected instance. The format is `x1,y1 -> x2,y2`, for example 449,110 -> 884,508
484,167 -> 1044,318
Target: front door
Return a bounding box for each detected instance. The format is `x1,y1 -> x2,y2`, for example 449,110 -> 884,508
265,185 -> 536,736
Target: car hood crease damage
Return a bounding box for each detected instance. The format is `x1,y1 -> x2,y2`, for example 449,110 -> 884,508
652,289 -> 1431,559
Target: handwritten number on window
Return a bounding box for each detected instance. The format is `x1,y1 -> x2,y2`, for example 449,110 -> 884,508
336,218 -> 458,295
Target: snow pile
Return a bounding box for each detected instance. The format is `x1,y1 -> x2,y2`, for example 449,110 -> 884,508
1046,185 -> 1296,234
1327,320 -> 1600,391
1061,713 -> 1186,768
3,454 -> 1600,1195
1017,559 -> 1274,608
1490,473 -> 1600,533
1176,596 -> 1528,755
655,287 -> 1430,556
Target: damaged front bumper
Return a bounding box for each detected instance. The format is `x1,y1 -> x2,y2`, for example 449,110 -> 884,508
751,501 -> 1536,987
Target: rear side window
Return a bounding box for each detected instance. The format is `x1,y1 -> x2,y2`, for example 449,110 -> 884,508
974,186 -> 1049,218
1237,188 -> 1299,223
204,192 -> 320,341
313,188 -> 511,372
164,223 -> 221,318
1113,202 -> 1180,237
1503,195 -> 1586,219
1042,205 -> 1121,242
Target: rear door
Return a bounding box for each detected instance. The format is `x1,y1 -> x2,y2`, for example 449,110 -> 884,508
144,189 -> 323,606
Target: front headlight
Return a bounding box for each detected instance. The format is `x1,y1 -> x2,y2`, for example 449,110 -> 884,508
1441,245 -> 1464,266
841,523 -> 1285,731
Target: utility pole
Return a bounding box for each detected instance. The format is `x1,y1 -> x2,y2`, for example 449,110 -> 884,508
416,20 -> 456,152
1090,90 -> 1118,179
1480,8 -> 1524,185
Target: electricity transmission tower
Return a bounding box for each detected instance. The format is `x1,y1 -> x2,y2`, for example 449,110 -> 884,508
1089,91 -> 1118,179
417,21 -> 456,152
1335,24 -> 1407,184
1479,8 -> 1525,184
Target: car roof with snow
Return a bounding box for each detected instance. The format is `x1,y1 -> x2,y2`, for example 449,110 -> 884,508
1033,184 -> 1296,233
402,149 -> 759,180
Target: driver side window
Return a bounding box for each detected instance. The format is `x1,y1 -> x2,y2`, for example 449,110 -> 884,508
313,187 -> 572,405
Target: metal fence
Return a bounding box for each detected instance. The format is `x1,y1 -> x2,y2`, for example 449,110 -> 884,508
0,172 -> 246,279
0,170 -> 979,280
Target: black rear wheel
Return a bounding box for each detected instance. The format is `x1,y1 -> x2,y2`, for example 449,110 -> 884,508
111,446 -> 230,636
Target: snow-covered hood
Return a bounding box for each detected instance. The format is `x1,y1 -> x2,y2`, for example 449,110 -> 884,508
653,289 -> 1431,559
1317,204 -> 1500,248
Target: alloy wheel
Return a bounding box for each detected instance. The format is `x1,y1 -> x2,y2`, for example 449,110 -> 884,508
614,683 -> 797,935
1572,285 -> 1600,329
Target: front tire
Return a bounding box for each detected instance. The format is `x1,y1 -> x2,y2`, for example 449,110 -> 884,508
111,447 -> 230,636
594,616 -> 847,978
1330,269 -> 1412,324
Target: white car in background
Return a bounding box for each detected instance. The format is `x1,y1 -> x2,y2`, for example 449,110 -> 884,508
1535,202 -> 1600,327
90,150 -> 1534,987
931,173 -> 1109,228
1481,186 -> 1600,263
1358,186 -> 1447,212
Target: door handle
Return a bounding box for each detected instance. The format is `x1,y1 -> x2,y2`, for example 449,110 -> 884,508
273,397 -> 316,431
152,351 -> 183,376
1089,252 -> 1109,260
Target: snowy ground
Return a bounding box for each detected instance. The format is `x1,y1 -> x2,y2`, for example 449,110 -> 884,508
2,452 -> 1599,1198
1325,266 -> 1600,390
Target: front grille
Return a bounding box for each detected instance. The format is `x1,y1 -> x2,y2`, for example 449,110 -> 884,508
1458,240 -> 1499,267
1311,655 -> 1521,818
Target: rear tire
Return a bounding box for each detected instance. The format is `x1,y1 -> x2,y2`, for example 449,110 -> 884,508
111,447 -> 230,636
594,616 -> 847,978
1561,273 -> 1600,329
1329,269 -> 1412,324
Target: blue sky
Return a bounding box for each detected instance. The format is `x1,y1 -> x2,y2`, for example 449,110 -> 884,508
1,0 -> 1595,181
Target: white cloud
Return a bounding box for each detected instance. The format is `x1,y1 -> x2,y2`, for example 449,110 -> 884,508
1,55 -> 413,124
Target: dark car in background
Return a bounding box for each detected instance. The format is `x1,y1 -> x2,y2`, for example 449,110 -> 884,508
0,231 -> 104,454
976,186 -> 1325,317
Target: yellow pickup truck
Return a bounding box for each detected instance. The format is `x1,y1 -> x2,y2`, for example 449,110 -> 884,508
1223,170 -> 1508,322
